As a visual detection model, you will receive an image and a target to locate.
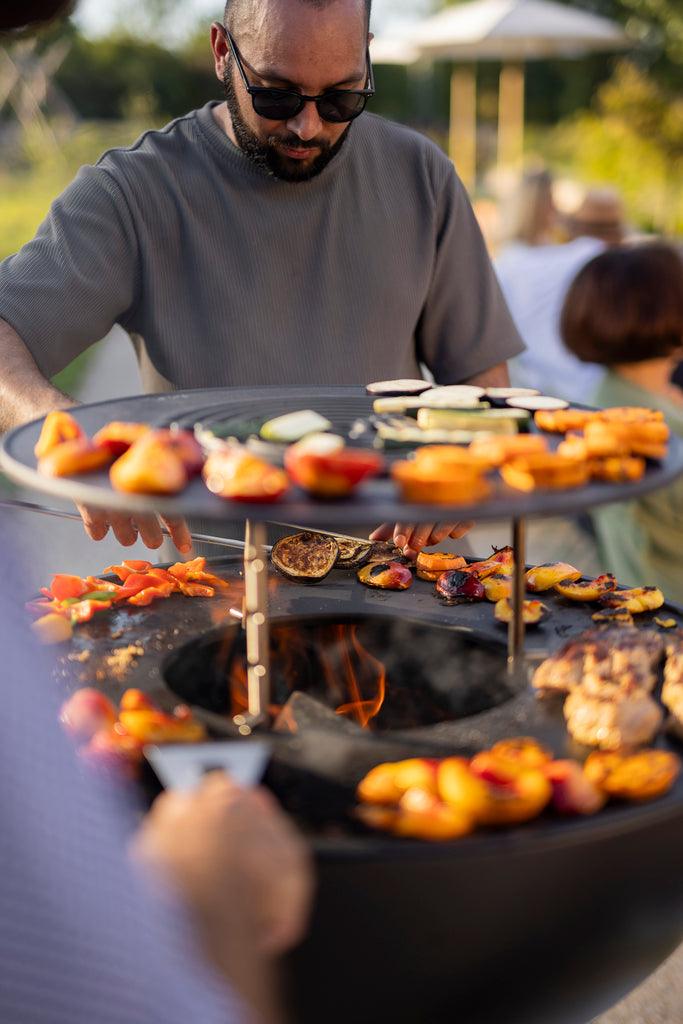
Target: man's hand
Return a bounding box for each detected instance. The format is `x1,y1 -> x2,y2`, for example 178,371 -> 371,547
370,521 -> 474,560
77,505 -> 192,553
133,773 -> 314,961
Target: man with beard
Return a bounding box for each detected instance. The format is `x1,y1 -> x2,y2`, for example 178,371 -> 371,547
0,0 -> 524,555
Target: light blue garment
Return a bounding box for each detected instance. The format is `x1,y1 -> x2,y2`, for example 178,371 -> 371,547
495,237 -> 605,404
0,521 -> 246,1024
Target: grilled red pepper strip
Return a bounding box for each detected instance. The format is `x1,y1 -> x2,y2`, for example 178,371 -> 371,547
102,561 -> 153,581
49,575 -> 90,601
127,581 -> 176,607
84,577 -> 124,595
114,573 -> 159,600
168,558 -> 230,589
176,582 -> 215,598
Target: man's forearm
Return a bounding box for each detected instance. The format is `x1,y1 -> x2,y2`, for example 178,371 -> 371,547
462,361 -> 511,389
0,317 -> 74,432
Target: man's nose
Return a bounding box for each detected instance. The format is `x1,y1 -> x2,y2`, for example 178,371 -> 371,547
286,99 -> 323,142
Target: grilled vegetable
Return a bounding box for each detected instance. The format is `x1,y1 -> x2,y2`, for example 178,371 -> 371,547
357,561 -> 413,590
467,546 -> 514,578
92,421 -> 150,456
435,570 -> 486,603
111,434 -> 188,495
416,551 -> 467,581
335,537 -> 373,568
366,379 -> 433,396
489,737 -> 553,772
554,574 -> 618,602
271,532 -> 339,582
501,453 -> 590,492
285,444 -> 383,498
393,788 -> 474,841
417,407 -> 528,434
357,758 -> 438,805
481,573 -> 512,602
526,562 -> 582,592
599,587 -> 665,614
469,763 -> 552,826
392,460 -> 491,504
543,760 -> 607,816
38,439 -> 113,478
494,598 -> 549,625
584,750 -> 680,801
34,411 -> 85,459
592,608 -> 635,626
203,448 -> 289,502
506,395 -> 569,411
437,758 -> 491,823
260,409 -> 331,442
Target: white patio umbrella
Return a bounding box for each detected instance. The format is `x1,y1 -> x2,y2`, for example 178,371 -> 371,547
412,0 -> 631,189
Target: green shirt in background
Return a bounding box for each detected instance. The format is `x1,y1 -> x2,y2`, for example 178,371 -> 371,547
590,372 -> 683,603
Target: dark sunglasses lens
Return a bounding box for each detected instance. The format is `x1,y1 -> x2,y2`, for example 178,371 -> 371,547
252,90 -> 303,120
317,92 -> 367,123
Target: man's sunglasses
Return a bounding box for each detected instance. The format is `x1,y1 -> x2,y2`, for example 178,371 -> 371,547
221,26 -> 375,124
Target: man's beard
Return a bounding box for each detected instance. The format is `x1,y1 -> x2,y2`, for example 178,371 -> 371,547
223,64 -> 350,182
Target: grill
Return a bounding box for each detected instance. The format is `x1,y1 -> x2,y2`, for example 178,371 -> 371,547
5,387 -> 683,1024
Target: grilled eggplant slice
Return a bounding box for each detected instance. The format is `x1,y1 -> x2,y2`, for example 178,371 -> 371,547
526,562 -> 582,592
554,574 -> 617,602
494,598 -> 549,625
358,561 -> 413,590
336,537 -> 373,569
271,532 -> 339,582
436,570 -> 486,603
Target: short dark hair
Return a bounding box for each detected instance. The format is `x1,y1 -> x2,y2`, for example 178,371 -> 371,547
0,0 -> 74,33
560,243 -> 683,365
224,0 -> 372,31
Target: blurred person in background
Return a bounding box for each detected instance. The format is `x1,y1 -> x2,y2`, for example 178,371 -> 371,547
495,175 -> 627,404
0,6 -> 313,1024
561,243 -> 683,603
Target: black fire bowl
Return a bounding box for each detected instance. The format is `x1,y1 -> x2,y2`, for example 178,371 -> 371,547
50,557 -> 683,1024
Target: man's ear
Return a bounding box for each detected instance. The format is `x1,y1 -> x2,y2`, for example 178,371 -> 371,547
210,21 -> 230,83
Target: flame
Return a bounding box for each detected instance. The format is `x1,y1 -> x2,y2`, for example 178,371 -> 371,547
226,619 -> 387,730
334,625 -> 386,728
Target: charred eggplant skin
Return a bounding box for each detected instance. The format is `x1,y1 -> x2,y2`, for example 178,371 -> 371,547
436,570 -> 486,603
358,561 -> 413,590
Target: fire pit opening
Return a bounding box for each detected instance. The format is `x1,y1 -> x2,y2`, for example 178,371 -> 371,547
163,615 -> 516,732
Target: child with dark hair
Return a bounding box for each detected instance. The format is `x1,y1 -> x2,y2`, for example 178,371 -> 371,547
561,242 -> 683,601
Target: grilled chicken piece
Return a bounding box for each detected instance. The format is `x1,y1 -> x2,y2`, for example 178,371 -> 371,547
526,562 -> 581,592
662,633 -> 683,735
564,682 -> 663,750
531,640 -> 604,693
599,587 -> 665,614
532,628 -> 664,695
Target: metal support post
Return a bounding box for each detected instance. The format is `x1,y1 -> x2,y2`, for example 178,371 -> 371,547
507,517 -> 527,677
233,519 -> 270,733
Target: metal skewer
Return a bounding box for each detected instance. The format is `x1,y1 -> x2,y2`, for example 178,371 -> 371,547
508,516 -> 527,677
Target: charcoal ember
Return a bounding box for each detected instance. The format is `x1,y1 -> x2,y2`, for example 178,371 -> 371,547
436,570 -> 486,604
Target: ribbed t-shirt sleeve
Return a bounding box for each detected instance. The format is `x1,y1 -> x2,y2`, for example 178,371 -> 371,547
0,164 -> 139,378
417,162 -> 525,383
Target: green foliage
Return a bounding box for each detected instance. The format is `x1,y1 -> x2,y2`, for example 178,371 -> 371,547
543,61 -> 683,233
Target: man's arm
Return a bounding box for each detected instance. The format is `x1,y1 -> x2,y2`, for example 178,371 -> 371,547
462,360 -> 511,390
0,317 -> 191,551
0,317 -> 73,433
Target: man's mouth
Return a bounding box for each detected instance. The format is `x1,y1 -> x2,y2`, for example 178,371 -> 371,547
279,143 -> 319,160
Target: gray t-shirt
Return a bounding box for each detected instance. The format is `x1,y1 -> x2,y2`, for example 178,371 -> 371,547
0,103 -> 523,391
